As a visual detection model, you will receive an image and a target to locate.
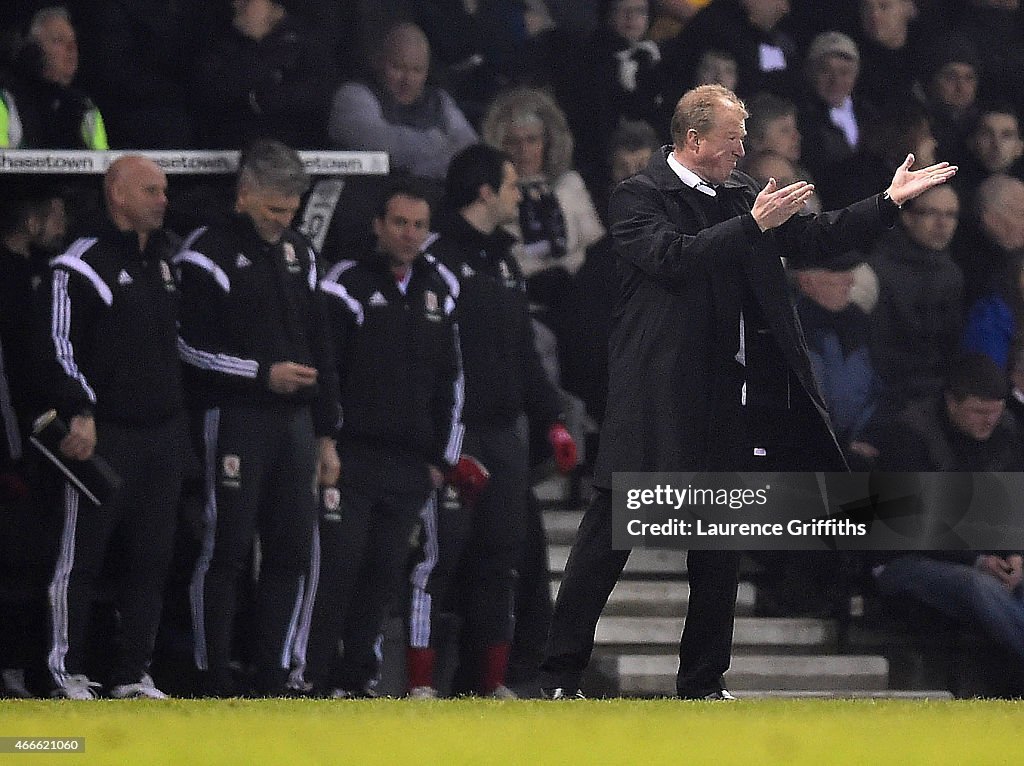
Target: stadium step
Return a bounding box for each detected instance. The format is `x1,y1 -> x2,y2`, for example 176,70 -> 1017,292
600,654 -> 889,696
547,545 -> 689,577
549,579 -> 758,617
594,616 -> 838,649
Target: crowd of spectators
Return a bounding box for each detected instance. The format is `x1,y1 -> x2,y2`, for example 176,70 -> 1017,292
3,0 -> 1024,699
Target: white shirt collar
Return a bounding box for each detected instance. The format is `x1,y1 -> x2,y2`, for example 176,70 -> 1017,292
828,96 -> 859,149
666,152 -> 717,197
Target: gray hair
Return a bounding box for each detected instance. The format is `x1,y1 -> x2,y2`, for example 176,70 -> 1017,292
29,6 -> 72,39
237,139 -> 309,197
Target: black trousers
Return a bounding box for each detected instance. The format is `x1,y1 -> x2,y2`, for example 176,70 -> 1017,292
440,424 -> 529,646
300,440 -> 431,692
190,404 -> 317,694
539,489 -> 740,697
48,414 -> 187,688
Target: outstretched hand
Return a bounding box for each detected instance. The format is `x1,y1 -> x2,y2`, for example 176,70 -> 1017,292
751,178 -> 817,232
885,154 -> 958,207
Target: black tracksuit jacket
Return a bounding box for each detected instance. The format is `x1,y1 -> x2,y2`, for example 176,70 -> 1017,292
320,250 -> 463,468
174,214 -> 338,436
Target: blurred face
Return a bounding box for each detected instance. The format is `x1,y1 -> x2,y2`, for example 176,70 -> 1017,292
970,113 -> 1024,173
859,0 -> 914,49
931,63 -> 978,114
373,194 -> 430,270
35,15 -> 78,86
231,0 -> 282,41
900,186 -> 959,251
810,54 -> 859,108
381,38 -> 429,106
695,52 -> 739,92
756,113 -> 801,162
236,185 -> 300,244
32,197 -> 68,253
609,0 -> 649,43
109,159 -> 168,237
945,394 -> 1005,441
502,121 -> 546,179
741,0 -> 790,31
611,146 -> 653,184
795,269 -> 855,313
689,102 -> 746,185
981,183 -> 1024,251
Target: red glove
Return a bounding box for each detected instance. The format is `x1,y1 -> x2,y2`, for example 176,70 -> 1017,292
447,455 -> 490,510
548,423 -> 578,475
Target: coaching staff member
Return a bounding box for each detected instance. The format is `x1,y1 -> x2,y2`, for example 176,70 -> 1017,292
175,139 -> 340,696
539,84 -> 957,701
46,155 -> 188,699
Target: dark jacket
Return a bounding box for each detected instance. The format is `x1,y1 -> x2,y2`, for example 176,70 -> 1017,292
191,15 -> 338,149
593,147 -> 900,487
880,397 -> 1024,472
868,227 -> 964,409
428,211 -> 561,429
320,250 -> 463,468
47,225 -> 183,425
174,215 -> 338,436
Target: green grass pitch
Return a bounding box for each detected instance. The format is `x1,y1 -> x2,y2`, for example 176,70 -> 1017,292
1,698 -> 1021,765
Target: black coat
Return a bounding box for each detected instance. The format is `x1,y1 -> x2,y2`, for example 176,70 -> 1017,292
593,147 -> 898,486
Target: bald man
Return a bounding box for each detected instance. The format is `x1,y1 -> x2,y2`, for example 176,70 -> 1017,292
327,21 -> 478,181
45,155 -> 188,699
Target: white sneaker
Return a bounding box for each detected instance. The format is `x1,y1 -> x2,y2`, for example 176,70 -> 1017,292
488,684 -> 518,700
52,674 -> 101,700
408,685 -> 438,700
109,674 -> 168,700
2,668 -> 33,698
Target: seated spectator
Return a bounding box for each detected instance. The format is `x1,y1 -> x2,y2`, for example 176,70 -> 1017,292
745,91 -> 802,164
587,118 -> 661,228
692,49 -> 739,92
797,31 -> 879,185
921,35 -> 982,168
853,0 -> 920,108
793,266 -> 885,468
480,87 -> 605,318
964,252 -> 1024,371
191,0 -> 338,149
873,355 -> 1024,692
955,105 -> 1024,202
953,0 -> 1024,117
0,6 -> 107,149
742,150 -> 822,214
820,99 -> 939,209
555,0 -> 672,179
74,0 -> 207,149
956,174 -> 1024,310
661,0 -> 800,100
869,185 -> 964,411
328,21 -> 478,182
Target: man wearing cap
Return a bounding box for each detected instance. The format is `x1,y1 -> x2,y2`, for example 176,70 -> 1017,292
798,31 -> 878,183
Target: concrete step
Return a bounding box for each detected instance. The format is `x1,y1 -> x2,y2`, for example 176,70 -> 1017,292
549,579 -> 758,617
604,653 -> 888,695
543,509 -> 584,545
548,546 -> 689,577
594,616 -> 837,649
535,475 -> 572,504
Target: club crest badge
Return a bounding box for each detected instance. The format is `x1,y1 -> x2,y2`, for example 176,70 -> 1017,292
160,260 -> 176,291
322,487 -> 342,521
282,241 -> 301,274
424,289 -> 441,321
220,454 -> 241,488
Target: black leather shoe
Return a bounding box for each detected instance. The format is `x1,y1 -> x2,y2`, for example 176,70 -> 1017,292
541,687 -> 586,700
